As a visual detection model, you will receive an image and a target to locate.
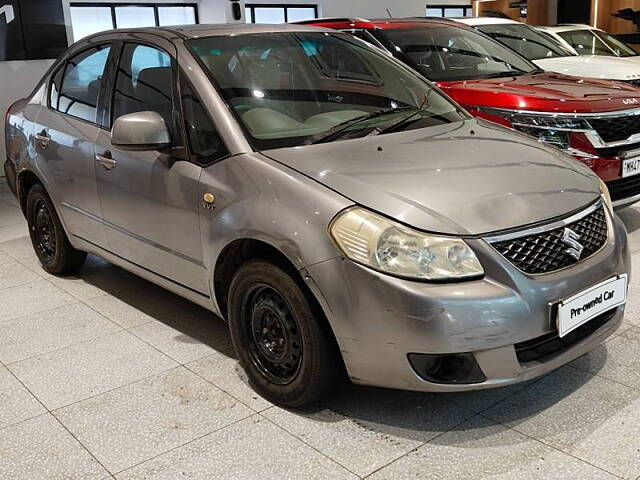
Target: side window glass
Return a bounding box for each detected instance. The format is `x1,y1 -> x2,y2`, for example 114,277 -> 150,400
181,79 -> 227,165
57,45 -> 111,123
113,44 -> 174,131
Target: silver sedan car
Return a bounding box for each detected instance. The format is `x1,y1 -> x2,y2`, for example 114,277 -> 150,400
4,24 -> 631,407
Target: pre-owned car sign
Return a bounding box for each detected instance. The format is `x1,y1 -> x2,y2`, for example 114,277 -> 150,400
557,275 -> 627,337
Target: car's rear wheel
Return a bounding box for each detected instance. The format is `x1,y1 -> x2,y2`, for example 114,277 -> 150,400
26,184 -> 86,274
228,261 -> 341,407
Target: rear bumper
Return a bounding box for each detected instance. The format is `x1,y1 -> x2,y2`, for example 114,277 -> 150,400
306,212 -> 631,393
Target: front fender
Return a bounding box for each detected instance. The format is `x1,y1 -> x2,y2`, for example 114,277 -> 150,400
198,153 -> 352,313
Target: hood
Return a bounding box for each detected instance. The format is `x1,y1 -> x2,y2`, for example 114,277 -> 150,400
534,55 -> 640,81
263,119 -> 599,236
437,72 -> 640,114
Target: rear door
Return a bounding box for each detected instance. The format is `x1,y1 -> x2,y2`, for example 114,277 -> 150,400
93,38 -> 207,293
32,44 -> 112,246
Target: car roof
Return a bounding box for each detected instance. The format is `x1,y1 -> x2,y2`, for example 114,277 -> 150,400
539,24 -> 598,33
81,23 -> 334,43
297,17 -> 470,30
458,17 -> 522,26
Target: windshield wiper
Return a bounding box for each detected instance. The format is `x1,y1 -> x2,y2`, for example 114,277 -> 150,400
304,106 -> 418,145
483,70 -> 529,79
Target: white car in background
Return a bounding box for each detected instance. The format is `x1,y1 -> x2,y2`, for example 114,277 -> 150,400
460,18 -> 640,85
538,24 -> 640,60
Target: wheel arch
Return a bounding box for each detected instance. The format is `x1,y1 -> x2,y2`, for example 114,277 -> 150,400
214,237 -> 310,320
213,236 -> 345,375
16,168 -> 45,213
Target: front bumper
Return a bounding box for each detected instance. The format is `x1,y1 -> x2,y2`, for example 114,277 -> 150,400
306,211 -> 631,393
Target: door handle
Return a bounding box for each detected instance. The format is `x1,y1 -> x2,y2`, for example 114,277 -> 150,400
35,130 -> 50,147
96,151 -> 117,170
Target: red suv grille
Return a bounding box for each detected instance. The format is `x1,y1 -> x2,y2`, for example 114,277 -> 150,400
589,114 -> 640,143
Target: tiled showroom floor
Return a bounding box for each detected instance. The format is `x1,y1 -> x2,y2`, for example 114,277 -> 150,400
1,179 -> 640,480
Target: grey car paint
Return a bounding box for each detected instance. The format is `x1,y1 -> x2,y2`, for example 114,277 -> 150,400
4,24 -> 631,393
264,118 -> 601,235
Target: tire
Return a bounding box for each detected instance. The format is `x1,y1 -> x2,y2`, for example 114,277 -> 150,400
228,261 -> 341,408
26,184 -> 86,275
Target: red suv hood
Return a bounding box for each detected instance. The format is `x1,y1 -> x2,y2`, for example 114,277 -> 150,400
437,72 -> 640,113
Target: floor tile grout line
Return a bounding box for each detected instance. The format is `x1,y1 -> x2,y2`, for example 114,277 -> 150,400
564,360 -> 640,393
0,296 -> 83,326
0,276 -> 43,293
0,410 -> 50,434
445,374 -> 550,416
2,354 -> 261,477
110,411 -> 261,478
49,411 -> 115,477
0,357 -> 113,476
361,413 -> 483,479
255,411 -> 364,479
182,360 -> 273,414
79,298 -> 257,413
46,363 -> 182,414
2,325 -> 131,368
0,357 -> 183,426
52,391 -> 257,479
477,412 -> 625,479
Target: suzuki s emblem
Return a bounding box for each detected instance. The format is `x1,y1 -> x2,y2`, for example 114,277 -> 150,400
562,227 -> 584,261
623,98 -> 640,105
0,4 -> 15,24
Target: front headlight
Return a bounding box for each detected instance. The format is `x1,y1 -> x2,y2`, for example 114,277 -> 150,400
599,178 -> 614,213
329,207 -> 484,281
478,107 -> 592,150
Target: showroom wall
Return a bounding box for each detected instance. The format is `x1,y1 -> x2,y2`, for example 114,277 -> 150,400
236,0 -> 460,18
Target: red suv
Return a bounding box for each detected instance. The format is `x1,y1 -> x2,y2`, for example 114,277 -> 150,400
302,18 -> 640,208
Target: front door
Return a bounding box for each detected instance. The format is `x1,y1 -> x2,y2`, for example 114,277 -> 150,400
94,41 -> 207,294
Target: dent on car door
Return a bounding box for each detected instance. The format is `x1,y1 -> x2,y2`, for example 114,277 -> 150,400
32,44 -> 112,246
93,41 -> 208,294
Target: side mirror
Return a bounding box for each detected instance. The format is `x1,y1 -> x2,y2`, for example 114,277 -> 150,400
111,111 -> 171,151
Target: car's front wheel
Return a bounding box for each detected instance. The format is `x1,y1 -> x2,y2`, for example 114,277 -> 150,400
228,261 -> 341,407
26,184 -> 86,274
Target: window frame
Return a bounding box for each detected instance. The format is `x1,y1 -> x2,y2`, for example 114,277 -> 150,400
177,74 -> 230,166
109,40 -> 183,143
69,2 -> 199,37
425,4 -> 472,18
47,43 -> 114,128
244,3 -> 318,23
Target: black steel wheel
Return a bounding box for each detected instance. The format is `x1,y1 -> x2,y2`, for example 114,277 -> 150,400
228,261 -> 343,407
33,198 -> 57,262
26,184 -> 86,274
246,285 -> 303,385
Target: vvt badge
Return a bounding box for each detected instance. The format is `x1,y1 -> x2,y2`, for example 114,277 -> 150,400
562,227 -> 584,261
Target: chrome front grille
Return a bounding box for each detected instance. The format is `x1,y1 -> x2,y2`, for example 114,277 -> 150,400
488,204 -> 608,275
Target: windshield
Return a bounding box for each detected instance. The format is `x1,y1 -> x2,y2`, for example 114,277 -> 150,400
477,23 -> 575,60
189,32 -> 465,150
378,26 -> 537,81
558,29 -> 638,57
